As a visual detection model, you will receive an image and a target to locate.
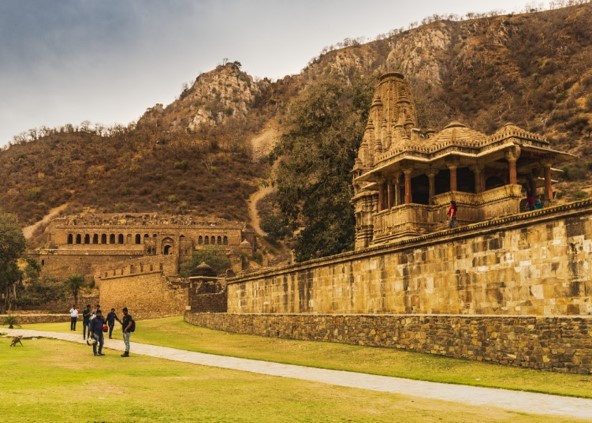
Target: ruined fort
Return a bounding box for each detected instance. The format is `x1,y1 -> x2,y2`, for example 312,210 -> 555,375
31,213 -> 253,317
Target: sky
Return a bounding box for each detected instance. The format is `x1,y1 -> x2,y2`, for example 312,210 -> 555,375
0,0 -> 548,147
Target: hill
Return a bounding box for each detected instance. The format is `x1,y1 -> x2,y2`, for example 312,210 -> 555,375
1,3 -> 591,253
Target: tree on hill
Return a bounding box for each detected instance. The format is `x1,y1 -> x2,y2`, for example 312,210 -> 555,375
272,74 -> 375,261
0,211 -> 26,312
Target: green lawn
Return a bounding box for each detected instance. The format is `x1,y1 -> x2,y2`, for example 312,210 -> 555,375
23,316 -> 592,399
0,337 -> 582,423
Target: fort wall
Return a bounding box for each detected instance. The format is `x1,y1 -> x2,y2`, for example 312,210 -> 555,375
185,312 -> 592,374
98,271 -> 187,319
227,200 -> 592,316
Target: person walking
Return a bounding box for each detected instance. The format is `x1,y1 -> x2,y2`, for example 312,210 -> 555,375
106,308 -> 118,339
447,200 -> 458,229
69,305 -> 79,331
88,309 -> 106,356
82,304 -> 91,339
120,307 -> 134,357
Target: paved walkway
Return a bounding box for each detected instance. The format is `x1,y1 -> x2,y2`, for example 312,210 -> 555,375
3,328 -> 592,420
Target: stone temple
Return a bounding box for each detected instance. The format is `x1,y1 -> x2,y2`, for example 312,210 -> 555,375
352,72 -> 572,248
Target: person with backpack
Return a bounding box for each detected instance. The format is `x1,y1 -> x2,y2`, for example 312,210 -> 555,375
119,307 -> 135,357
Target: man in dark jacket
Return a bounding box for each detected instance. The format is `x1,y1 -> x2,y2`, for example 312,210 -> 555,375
89,309 -> 106,356
82,304 -> 91,340
106,308 -> 118,339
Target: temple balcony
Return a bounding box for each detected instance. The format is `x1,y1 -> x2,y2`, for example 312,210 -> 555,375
371,184 -> 523,244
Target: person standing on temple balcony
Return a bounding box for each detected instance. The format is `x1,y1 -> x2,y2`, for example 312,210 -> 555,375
448,201 -> 457,229
527,193 -> 535,211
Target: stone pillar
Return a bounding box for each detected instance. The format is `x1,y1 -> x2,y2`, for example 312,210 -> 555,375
544,163 -> 553,201
471,165 -> 484,194
448,163 -> 458,192
386,177 -> 394,209
427,169 -> 436,205
505,147 -> 521,185
394,173 -> 401,206
377,179 -> 385,211
403,168 -> 413,204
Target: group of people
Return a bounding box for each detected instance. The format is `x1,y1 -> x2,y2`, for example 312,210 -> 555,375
526,193 -> 544,211
69,304 -> 134,357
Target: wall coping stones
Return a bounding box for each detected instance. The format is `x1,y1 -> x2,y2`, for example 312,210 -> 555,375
229,198 -> 592,284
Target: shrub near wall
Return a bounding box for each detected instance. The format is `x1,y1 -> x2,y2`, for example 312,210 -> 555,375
185,313 -> 592,374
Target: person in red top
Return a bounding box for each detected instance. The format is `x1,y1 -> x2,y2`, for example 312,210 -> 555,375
447,200 -> 457,228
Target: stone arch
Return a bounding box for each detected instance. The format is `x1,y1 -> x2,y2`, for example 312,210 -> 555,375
223,236 -> 228,245
84,234 -> 90,244
205,236 -> 210,245
118,234 -> 124,244
76,234 -> 82,244
162,237 -> 174,255
217,236 -> 222,244
93,234 -> 99,244
135,234 -> 141,244
101,234 -> 107,244
109,234 -> 115,244
67,234 -> 73,244
198,235 -> 203,245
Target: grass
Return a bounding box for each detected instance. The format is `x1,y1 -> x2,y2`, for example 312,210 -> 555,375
25,316 -> 592,399
0,337 -> 582,423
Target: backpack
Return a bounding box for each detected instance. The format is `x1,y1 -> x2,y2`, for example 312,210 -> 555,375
129,319 -> 136,333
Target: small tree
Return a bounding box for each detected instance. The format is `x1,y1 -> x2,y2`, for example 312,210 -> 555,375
0,211 -> 26,313
64,274 -> 85,305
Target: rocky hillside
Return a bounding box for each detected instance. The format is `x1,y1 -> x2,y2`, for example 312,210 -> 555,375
1,3 -> 591,232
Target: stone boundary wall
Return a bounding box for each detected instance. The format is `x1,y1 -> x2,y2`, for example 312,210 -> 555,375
0,314 -> 69,325
227,200 -> 592,316
189,291 -> 227,313
185,312 -> 592,374
99,272 -> 187,319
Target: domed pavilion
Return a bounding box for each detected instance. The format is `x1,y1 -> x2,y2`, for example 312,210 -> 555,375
352,72 -> 573,249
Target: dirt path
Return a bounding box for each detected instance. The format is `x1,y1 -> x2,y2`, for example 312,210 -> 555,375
248,183 -> 274,237
3,328 -> 592,420
22,203 -> 69,239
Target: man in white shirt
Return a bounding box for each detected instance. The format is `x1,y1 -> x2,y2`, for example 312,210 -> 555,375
69,305 -> 79,331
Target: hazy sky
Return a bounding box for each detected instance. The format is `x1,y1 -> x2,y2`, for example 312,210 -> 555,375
0,0 -> 546,147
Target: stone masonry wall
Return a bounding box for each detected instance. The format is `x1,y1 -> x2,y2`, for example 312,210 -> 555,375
228,201 -> 592,316
185,312 -> 592,374
0,314 -> 70,325
99,272 -> 187,319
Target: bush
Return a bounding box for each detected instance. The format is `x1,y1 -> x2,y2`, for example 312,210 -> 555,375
561,164 -> 588,181
3,315 -> 18,328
